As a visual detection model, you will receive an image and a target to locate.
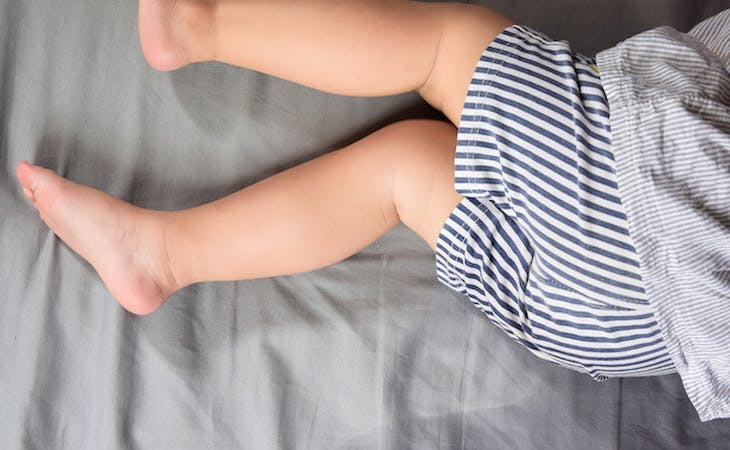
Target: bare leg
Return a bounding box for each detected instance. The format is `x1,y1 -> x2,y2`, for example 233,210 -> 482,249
138,0 -> 513,124
16,120 -> 461,315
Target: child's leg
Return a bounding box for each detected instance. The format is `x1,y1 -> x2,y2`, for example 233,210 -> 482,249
16,120 -> 461,315
139,0 -> 513,124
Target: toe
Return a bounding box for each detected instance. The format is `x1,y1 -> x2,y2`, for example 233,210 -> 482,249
15,163 -> 69,213
15,160 -> 35,190
22,186 -> 36,203
16,161 -> 57,194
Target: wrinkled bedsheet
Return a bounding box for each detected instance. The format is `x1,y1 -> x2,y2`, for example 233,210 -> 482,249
2,0 -> 729,448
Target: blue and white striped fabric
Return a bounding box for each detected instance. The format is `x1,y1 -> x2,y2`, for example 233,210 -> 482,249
597,10 -> 730,421
436,26 -> 675,379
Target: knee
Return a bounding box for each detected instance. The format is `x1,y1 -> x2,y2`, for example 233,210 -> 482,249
380,120 -> 457,162
385,120 -> 461,248
388,119 -> 456,142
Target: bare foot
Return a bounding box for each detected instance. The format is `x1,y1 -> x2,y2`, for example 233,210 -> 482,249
16,161 -> 181,315
139,0 -> 216,71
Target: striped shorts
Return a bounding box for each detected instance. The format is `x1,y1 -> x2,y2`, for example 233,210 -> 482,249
435,26 -> 676,379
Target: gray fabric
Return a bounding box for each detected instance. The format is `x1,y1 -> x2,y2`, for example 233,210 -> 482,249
1,0 -> 729,448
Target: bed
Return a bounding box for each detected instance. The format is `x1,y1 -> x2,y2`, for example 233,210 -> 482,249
2,0 -> 729,447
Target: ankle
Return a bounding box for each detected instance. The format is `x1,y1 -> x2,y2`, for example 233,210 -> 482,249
176,0 -> 218,63
160,211 -> 192,294
139,0 -> 218,71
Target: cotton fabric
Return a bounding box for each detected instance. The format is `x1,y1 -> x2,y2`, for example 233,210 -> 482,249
436,25 -> 674,380
597,9 -> 730,421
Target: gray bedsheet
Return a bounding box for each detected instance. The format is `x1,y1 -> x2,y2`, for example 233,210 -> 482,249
2,0 -> 729,448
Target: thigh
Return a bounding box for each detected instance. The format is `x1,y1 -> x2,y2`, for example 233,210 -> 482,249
416,3 -> 514,125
